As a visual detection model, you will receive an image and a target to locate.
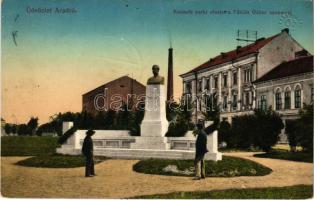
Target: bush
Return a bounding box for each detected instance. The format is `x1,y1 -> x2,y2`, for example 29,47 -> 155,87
217,120 -> 231,145
284,104 -> 313,152
15,155 -> 105,168
133,156 -> 272,177
254,151 -> 313,163
1,136 -> 59,156
296,104 -> 313,152
228,108 -> 284,152
229,115 -> 255,149
252,109 -> 284,152
166,101 -> 193,137
132,185 -> 313,199
285,120 -> 298,152
17,124 -> 32,135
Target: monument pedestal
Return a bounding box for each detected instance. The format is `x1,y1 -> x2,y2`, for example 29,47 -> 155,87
131,84 -> 169,150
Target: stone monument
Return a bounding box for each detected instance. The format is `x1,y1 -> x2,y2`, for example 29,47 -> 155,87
131,65 -> 169,149
57,65 -> 222,161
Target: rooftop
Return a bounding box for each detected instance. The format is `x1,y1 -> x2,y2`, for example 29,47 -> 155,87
253,55 -> 313,84
180,31 -> 286,77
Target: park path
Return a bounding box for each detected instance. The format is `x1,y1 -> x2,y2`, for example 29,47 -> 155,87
1,152 -> 313,198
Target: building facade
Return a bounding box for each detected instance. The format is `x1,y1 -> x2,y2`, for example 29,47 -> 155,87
82,76 -> 146,115
254,55 -> 313,141
180,28 -> 307,123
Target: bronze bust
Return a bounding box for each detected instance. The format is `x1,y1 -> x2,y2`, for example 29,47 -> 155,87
147,65 -> 165,85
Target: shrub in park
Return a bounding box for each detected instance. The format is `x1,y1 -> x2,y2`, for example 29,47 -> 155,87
285,120 -> 298,152
295,104 -> 313,152
284,104 -> 313,152
166,101 -> 193,137
4,123 -> 12,135
229,115 -> 255,149
228,108 -> 283,151
252,109 -> 284,152
217,120 -> 231,145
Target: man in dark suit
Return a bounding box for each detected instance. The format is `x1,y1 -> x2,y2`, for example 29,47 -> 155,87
82,129 -> 95,177
194,123 -> 208,180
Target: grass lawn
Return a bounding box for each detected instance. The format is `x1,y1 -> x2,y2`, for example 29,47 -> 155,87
15,154 -> 105,168
254,151 -> 313,163
133,156 -> 272,177
1,136 -> 59,156
132,185 -> 313,199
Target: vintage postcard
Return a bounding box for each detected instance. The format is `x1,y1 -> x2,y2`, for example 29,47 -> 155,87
1,0 -> 313,199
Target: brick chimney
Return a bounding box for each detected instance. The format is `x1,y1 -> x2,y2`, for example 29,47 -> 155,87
281,28 -> 289,34
167,47 -> 173,101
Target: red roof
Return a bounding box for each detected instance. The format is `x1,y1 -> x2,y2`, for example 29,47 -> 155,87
253,56 -> 313,83
180,34 -> 279,77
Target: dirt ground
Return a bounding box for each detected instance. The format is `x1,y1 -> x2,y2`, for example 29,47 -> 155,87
1,152 -> 313,198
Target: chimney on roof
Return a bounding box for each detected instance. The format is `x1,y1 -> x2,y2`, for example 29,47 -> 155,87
281,28 -> 289,34
167,47 -> 173,101
221,52 -> 227,58
236,46 -> 242,54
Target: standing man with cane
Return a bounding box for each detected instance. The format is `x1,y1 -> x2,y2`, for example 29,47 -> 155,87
82,129 -> 96,177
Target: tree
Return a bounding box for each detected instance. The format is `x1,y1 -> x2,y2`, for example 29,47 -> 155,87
252,108 -> 284,152
4,123 -> 12,135
228,108 -> 284,151
27,117 -> 38,135
11,124 -> 17,134
285,120 -> 298,152
129,102 -> 145,136
218,120 -> 231,145
17,124 -> 31,135
116,103 -> 131,130
295,104 -> 313,152
229,115 -> 255,149
166,100 -> 193,137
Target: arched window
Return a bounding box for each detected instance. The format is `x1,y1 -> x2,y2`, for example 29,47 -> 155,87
284,89 -> 291,109
275,89 -> 282,110
294,86 -> 301,108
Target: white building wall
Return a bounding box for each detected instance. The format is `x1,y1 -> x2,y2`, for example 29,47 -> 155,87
258,31 -> 304,78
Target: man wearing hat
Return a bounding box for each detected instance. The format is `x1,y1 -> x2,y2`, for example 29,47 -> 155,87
194,122 -> 208,180
82,129 -> 95,177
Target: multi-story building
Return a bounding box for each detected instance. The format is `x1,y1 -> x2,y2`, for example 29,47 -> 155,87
82,76 -> 146,115
180,28 -> 308,123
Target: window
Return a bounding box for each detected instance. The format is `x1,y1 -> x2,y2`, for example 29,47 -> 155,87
223,74 -> 227,87
275,92 -> 282,110
245,92 -> 250,106
232,95 -> 237,110
214,77 -> 218,88
233,72 -> 237,85
260,95 -> 267,110
223,96 -> 228,110
295,89 -> 301,108
186,82 -> 191,94
198,80 -> 202,92
244,68 -> 252,83
284,91 -> 291,109
205,78 -> 210,90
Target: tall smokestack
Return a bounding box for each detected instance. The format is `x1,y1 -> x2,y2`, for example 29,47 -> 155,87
167,47 -> 173,101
